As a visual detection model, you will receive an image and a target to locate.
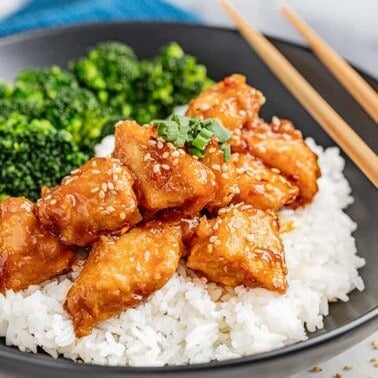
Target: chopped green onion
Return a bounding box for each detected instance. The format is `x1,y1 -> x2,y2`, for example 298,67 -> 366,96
188,146 -> 205,158
205,119 -> 232,143
153,120 -> 179,141
154,114 -> 232,161
221,143 -> 231,161
191,128 -> 213,150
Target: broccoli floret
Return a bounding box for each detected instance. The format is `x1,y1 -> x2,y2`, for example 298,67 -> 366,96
0,98 -> 45,120
70,42 -> 139,116
129,42 -> 213,123
0,80 -> 12,99
0,114 -> 88,201
157,42 -> 213,105
44,87 -> 112,153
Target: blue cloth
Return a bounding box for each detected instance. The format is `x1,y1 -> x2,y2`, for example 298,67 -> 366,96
0,0 -> 200,37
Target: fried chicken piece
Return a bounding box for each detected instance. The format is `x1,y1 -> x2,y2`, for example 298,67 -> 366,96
0,197 -> 74,293
113,120 -> 217,215
200,139 -> 238,212
187,205 -> 287,293
186,74 -> 265,131
65,219 -> 183,337
239,118 -> 320,206
37,157 -> 141,246
231,152 -> 299,210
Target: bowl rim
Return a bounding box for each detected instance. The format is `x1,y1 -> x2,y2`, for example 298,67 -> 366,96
0,20 -> 376,372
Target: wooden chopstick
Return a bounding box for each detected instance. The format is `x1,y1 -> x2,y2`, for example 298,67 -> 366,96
219,0 -> 378,187
281,6 -> 378,123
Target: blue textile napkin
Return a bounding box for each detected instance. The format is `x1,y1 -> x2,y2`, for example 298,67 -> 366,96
0,0 -> 200,37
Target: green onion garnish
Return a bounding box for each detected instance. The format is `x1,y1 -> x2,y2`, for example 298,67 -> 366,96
203,119 -> 232,143
152,115 -> 232,161
221,143 -> 231,161
191,128 -> 214,150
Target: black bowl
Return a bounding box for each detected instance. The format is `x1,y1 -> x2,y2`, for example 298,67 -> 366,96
0,22 -> 377,378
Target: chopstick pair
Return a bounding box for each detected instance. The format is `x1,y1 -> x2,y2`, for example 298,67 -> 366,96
219,0 -> 378,187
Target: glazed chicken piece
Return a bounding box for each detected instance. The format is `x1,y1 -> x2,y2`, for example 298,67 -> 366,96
200,139 -> 238,212
231,152 -> 299,210
187,205 -> 287,293
186,74 -> 265,131
0,197 -> 74,293
65,219 -> 183,337
239,118 -> 320,206
113,120 -> 217,215
37,157 -> 141,246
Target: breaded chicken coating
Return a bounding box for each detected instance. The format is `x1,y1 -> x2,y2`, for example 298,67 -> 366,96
65,219 -> 183,336
187,205 -> 287,293
186,74 -> 265,130
113,120 -> 217,215
37,157 -> 141,246
0,197 -> 74,292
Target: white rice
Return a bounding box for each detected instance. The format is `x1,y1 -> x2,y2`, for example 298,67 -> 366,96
0,138 -> 365,366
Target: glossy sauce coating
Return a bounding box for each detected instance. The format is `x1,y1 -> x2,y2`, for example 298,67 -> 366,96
0,197 -> 74,292
187,205 -> 287,293
231,152 -> 299,210
37,157 -> 141,246
240,118 -> 320,206
65,219 -> 183,337
113,120 -> 217,215
186,74 -> 265,130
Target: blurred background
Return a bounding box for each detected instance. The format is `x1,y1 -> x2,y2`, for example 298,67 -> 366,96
0,0 -> 377,78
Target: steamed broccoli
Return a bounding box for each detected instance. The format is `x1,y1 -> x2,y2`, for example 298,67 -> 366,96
12,66 -> 78,103
0,98 -> 45,120
129,42 -> 213,124
0,114 -> 87,201
70,42 -> 139,116
157,42 -> 213,105
44,87 -> 112,153
0,79 -> 12,99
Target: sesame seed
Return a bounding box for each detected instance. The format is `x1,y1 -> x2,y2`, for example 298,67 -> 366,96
91,160 -> 97,168
208,147 -> 216,153
144,251 -> 150,261
178,149 -> 185,155
120,212 -> 126,220
266,183 -> 274,191
212,164 -> 221,171
272,116 -> 281,126
92,169 -> 101,174
173,158 -> 179,165
310,366 -> 322,372
240,204 -> 252,211
271,167 -> 280,174
106,206 -> 115,213
234,128 -> 241,136
223,265 -> 228,273
221,164 -> 228,172
221,173 -> 229,179
107,182 -> 114,190
153,164 -> 161,173
45,194 -> 52,201
101,183 -> 108,192
162,164 -> 170,170
162,151 -> 170,159
70,168 -> 81,175
99,190 -> 105,199
129,256 -> 135,262
171,150 -> 180,157
91,187 -> 99,193
157,141 -> 164,149
207,244 -> 213,253
50,199 -> 57,205
209,236 -> 217,243
144,152 -> 151,161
